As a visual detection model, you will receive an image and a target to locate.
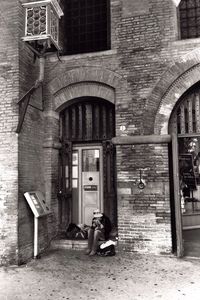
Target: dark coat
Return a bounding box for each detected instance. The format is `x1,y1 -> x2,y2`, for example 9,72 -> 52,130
91,214 -> 112,240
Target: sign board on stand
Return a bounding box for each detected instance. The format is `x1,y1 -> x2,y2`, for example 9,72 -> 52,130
24,191 -> 51,259
24,191 -> 50,217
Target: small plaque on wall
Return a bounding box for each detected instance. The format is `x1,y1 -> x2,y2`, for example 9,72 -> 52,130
24,191 -> 51,218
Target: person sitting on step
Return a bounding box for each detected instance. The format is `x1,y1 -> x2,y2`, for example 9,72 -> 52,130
85,209 -> 112,256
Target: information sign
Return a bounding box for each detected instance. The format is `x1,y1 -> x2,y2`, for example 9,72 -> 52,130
84,185 -> 98,191
24,191 -> 51,218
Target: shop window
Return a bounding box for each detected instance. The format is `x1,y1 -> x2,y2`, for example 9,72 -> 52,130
179,0 -> 200,39
179,137 -> 200,215
60,0 -> 111,55
170,84 -> 200,228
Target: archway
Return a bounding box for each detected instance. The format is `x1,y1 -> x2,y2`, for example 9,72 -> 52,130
151,49 -> 200,257
169,82 -> 200,257
58,96 -> 117,231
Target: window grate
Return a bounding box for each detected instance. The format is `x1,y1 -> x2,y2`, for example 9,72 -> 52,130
179,0 -> 200,39
62,0 -> 110,55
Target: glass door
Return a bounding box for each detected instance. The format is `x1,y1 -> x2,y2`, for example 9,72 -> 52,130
72,145 -> 103,225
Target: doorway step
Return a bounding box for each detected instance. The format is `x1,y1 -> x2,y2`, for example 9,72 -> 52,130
51,237 -> 118,251
51,239 -> 88,251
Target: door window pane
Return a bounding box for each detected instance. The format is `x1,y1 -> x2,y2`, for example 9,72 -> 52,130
66,178 -> 69,189
72,179 -> 78,188
65,166 -> 69,178
82,149 -> 99,171
73,152 -> 78,165
72,166 -> 78,178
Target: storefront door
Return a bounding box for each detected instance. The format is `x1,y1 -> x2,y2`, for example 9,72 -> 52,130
169,84 -> 200,257
72,145 -> 103,225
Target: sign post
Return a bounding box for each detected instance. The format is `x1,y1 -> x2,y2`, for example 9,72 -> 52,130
24,191 -> 51,259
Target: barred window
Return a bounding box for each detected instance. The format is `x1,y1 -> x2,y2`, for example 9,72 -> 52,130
61,0 -> 111,55
179,0 -> 200,39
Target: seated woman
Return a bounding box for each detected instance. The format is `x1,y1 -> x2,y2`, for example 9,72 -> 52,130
85,209 -> 112,256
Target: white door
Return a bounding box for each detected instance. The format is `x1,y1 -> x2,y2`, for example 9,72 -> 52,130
72,145 -> 103,225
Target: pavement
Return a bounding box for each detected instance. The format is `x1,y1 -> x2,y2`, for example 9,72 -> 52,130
1,248 -> 200,300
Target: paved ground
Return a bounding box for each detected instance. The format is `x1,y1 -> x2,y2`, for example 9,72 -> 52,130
1,249 -> 200,300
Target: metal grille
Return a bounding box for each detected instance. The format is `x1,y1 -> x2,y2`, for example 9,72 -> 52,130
179,0 -> 200,39
170,85 -> 200,136
60,98 -> 115,141
63,0 -> 110,55
26,6 -> 47,36
50,8 -> 58,43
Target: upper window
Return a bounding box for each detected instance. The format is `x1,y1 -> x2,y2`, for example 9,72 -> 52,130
179,0 -> 200,39
61,0 -> 111,55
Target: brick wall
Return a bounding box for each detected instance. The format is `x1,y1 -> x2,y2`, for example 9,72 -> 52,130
117,143 -> 172,254
17,2 -> 51,263
44,0 -> 200,255
0,0 -> 19,265
2,0 -> 200,264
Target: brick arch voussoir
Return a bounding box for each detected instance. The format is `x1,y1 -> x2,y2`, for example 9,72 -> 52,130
152,49 -> 200,135
47,67 -> 122,96
54,82 -> 115,112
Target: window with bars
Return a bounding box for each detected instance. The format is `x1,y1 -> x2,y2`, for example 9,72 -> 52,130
179,0 -> 200,39
61,0 -> 111,55
60,97 -> 115,142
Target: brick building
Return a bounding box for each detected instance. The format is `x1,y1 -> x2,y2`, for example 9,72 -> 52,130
1,0 -> 200,264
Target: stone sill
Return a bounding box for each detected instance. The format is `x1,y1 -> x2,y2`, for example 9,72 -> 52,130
171,38 -> 200,47
47,49 -> 117,62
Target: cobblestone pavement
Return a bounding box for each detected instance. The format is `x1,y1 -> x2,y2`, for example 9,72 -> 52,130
1,249 -> 200,300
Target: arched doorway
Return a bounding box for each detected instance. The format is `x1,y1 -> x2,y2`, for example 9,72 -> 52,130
58,96 -> 117,231
169,82 -> 200,257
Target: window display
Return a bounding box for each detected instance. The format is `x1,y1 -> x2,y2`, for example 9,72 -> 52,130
179,137 -> 200,214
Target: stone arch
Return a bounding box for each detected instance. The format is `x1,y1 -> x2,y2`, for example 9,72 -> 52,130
46,67 -> 122,111
152,48 -> 200,135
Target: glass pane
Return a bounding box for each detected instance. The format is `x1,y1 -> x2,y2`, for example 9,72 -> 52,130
179,137 -> 200,214
73,151 -> 78,165
72,166 -> 78,178
82,149 -> 100,171
66,179 -> 69,189
72,179 -> 78,188
65,166 -> 69,178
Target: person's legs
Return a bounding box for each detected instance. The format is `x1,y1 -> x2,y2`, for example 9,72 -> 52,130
85,228 -> 94,254
89,229 -> 102,256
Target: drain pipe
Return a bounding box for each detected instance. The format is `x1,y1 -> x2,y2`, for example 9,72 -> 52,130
34,56 -> 45,89
16,56 -> 45,134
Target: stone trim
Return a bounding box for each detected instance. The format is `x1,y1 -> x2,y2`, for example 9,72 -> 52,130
112,135 -> 171,145
43,140 -> 61,149
153,48 -> 200,135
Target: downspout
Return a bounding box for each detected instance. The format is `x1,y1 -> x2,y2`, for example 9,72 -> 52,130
16,56 -> 45,134
34,56 -> 45,88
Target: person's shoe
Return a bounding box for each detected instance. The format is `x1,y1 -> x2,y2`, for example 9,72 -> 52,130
85,249 -> 91,255
89,250 -> 96,256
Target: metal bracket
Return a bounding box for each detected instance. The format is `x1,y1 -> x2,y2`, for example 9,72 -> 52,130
16,84 -> 44,133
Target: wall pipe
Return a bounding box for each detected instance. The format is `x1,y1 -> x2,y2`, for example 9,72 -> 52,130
16,56 -> 45,133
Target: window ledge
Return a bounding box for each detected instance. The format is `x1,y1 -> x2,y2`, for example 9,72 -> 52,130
47,49 -> 117,62
172,37 -> 200,47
